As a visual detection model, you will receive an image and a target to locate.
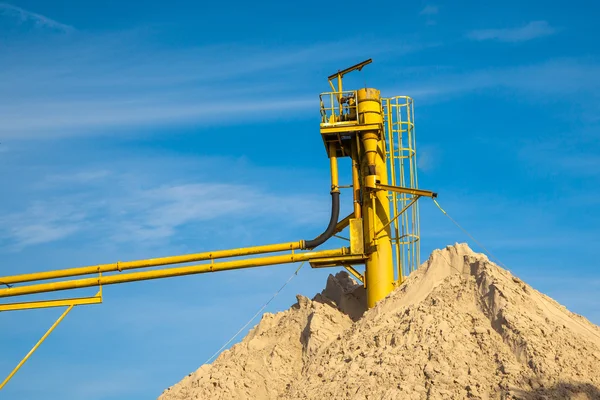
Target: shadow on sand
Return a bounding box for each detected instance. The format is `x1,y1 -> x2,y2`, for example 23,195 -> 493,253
514,382 -> 600,400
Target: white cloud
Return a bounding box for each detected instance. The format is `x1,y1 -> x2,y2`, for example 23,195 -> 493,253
467,21 -> 556,42
0,201 -> 86,247
109,182 -> 326,243
0,97 -> 315,137
0,166 -> 328,250
0,2 -> 73,32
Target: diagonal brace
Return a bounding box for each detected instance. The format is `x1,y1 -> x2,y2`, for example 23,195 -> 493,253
0,304 -> 75,390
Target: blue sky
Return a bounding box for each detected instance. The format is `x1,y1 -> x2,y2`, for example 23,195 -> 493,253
1,0 -> 599,398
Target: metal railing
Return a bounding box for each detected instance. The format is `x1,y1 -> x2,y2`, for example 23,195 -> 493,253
319,90 -> 359,125
382,96 -> 421,282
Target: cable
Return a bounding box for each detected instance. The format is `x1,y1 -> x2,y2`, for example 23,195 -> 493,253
432,198 -> 600,341
432,199 -> 507,269
203,261 -> 306,365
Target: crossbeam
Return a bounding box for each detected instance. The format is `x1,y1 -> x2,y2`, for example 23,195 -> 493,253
0,291 -> 102,312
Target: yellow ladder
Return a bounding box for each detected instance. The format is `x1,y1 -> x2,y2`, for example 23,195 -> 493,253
382,96 -> 421,283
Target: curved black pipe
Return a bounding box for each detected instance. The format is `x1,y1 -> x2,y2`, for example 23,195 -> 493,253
304,191 -> 340,250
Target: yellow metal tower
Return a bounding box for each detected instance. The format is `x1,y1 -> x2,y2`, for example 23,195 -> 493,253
0,59 -> 436,390
317,59 -> 435,305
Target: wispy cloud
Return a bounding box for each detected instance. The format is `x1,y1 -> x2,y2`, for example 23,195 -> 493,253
0,2 -> 73,32
393,59 -> 600,100
0,97 -> 315,137
0,163 -> 328,250
467,21 -> 556,42
41,170 -> 112,185
555,154 -> 600,174
0,202 -> 86,247
518,138 -> 600,177
419,5 -> 438,15
109,182 -> 326,243
0,30 -> 400,139
419,5 -> 439,25
416,144 -> 438,172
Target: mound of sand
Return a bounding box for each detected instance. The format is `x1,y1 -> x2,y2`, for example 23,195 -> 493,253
159,244 -> 600,400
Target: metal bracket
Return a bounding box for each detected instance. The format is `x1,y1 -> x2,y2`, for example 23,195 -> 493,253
309,254 -> 367,269
0,288 -> 103,312
371,182 -> 437,198
349,218 -> 364,254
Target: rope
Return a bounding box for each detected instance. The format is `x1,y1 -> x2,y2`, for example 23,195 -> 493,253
432,199 -> 507,269
203,261 -> 306,365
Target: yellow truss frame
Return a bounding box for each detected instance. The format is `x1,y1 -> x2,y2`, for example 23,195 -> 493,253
0,288 -> 103,390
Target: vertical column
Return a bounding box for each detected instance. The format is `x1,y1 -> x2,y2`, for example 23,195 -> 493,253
350,138 -> 362,219
357,88 -> 394,308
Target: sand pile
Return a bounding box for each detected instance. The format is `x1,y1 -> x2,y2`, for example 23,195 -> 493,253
159,244 -> 600,400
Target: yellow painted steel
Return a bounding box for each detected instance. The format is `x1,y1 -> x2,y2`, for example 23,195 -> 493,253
383,99 -> 402,284
0,241 -> 306,285
343,265 -> 364,284
327,59 -> 372,91
0,304 -> 74,390
357,88 -> 395,308
309,254 -> 367,268
382,96 -> 423,281
375,196 -> 420,237
0,292 -> 102,312
328,142 -> 340,192
320,122 -> 380,134
351,138 -> 362,219
375,184 -> 436,199
0,248 -> 349,299
334,212 -> 354,234
349,218 -> 364,254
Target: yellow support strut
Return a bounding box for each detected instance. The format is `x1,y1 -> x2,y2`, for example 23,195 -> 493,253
0,304 -> 75,390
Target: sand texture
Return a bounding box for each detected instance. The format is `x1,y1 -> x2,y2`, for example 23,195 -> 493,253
159,243 -> 600,400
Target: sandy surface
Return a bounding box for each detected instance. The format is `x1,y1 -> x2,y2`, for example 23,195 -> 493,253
159,243 -> 600,400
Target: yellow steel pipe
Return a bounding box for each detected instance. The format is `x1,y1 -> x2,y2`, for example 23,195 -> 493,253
0,241 -> 306,285
357,88 -> 395,309
0,248 -> 350,299
329,142 -> 340,193
351,138 -> 362,219
357,88 -> 383,176
338,75 -> 343,115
